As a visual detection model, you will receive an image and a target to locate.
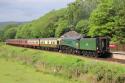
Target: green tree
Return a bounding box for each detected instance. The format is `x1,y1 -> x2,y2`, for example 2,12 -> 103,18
88,0 -> 125,43
67,0 -> 100,25
0,24 -> 19,41
4,28 -> 17,39
55,20 -> 70,37
112,0 -> 125,43
88,0 -> 115,36
16,24 -> 32,38
0,30 -> 4,41
75,20 -> 88,34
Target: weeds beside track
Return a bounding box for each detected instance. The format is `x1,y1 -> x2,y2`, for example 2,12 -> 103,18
0,44 -> 125,83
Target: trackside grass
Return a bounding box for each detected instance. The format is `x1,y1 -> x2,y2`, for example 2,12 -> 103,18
0,58 -> 78,83
0,44 -> 125,83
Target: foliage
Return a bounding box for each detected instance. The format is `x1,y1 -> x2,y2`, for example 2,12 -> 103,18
0,44 -> 125,83
75,20 -> 88,34
88,0 -> 114,36
14,0 -> 100,39
15,9 -> 66,38
1,0 -> 125,43
0,59 -> 77,83
88,0 -> 125,43
55,20 -> 70,37
4,28 -> 17,39
0,24 -> 19,41
16,24 -> 33,38
67,0 -> 100,25
0,30 -> 4,41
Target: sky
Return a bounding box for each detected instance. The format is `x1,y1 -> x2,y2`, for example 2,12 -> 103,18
0,0 -> 75,22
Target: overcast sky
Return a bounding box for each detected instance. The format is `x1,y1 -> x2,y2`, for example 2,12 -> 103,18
0,0 -> 75,22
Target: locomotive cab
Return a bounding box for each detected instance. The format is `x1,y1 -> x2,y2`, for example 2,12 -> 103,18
97,37 -> 110,56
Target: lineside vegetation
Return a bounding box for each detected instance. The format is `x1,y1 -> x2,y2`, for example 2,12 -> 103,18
0,59 -> 79,83
0,44 -> 125,83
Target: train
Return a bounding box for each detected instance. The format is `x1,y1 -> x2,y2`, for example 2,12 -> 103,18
6,36 -> 110,57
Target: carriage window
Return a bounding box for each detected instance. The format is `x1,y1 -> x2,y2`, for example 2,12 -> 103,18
53,42 -> 55,44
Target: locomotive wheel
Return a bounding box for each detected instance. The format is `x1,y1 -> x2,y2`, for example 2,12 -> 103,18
93,52 -> 96,57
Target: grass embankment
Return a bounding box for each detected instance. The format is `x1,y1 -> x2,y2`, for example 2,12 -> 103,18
0,43 -> 125,83
0,58 -> 77,83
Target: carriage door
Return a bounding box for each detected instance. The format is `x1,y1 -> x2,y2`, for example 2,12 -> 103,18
101,38 -> 107,51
